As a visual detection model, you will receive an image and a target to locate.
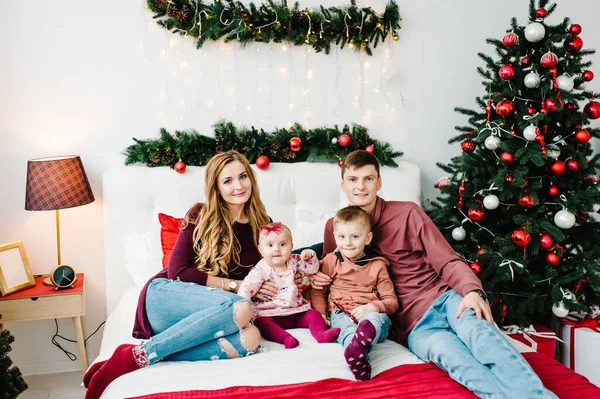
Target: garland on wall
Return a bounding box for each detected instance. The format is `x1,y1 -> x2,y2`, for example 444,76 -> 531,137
146,0 -> 401,55
124,120 -> 403,172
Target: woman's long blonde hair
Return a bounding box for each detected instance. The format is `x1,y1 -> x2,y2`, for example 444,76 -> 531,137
183,150 -> 269,277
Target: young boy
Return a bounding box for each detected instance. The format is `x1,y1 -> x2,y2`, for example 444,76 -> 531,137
311,206 -> 398,381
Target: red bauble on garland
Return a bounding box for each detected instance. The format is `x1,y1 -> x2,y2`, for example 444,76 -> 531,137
546,252 -> 560,266
517,193 -> 534,208
582,70 -> 594,82
495,99 -> 515,117
584,100 -> 600,120
564,36 -> 583,52
505,175 -> 514,183
502,32 -> 519,47
500,152 -> 514,163
461,139 -> 476,153
550,161 -> 566,175
548,185 -> 560,196
511,229 -> 531,247
338,134 -> 352,147
255,155 -> 270,170
469,261 -> 482,275
575,129 -> 591,144
499,64 -> 516,80
566,159 -> 580,171
365,145 -> 375,154
289,137 -> 302,152
521,56 -> 530,66
174,160 -> 187,174
540,233 -> 554,249
337,159 -> 344,167
468,209 -> 485,222
569,23 -> 582,35
540,52 -> 558,68
535,8 -> 548,18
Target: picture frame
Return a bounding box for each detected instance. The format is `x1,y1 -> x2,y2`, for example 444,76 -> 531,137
0,241 -> 36,296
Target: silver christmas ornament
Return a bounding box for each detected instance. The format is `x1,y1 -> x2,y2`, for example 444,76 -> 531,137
523,125 -> 539,141
524,72 -> 541,88
483,194 -> 500,210
546,144 -> 561,159
554,209 -> 576,229
557,75 -> 575,92
451,227 -> 467,241
524,22 -> 546,42
552,302 -> 569,318
484,136 -> 501,150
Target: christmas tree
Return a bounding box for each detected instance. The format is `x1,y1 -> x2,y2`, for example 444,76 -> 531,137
427,0 -> 600,327
0,317 -> 28,399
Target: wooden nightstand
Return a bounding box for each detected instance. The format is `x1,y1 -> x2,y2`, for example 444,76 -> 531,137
0,273 -> 88,371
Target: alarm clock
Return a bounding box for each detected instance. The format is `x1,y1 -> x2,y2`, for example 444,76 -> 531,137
43,265 -> 77,289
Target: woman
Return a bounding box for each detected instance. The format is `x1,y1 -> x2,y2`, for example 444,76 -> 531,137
84,150 -> 277,399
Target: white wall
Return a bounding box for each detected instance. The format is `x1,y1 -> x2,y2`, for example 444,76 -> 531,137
1,0 -> 599,375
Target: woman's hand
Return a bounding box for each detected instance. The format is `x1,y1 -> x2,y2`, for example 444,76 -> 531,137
309,271 -> 331,290
351,304 -> 377,320
321,313 -> 330,326
294,271 -> 308,291
252,280 -> 278,302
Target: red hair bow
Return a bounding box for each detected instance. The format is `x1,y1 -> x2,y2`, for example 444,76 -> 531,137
261,222 -> 282,235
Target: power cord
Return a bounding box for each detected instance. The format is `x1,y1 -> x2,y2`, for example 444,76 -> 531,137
51,319 -> 106,361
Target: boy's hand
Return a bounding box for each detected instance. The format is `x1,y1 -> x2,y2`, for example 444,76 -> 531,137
300,249 -> 317,261
351,304 -> 377,320
309,271 -> 331,290
321,313 -> 330,326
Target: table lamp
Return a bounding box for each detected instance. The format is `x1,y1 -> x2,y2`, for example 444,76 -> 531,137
24,155 -> 95,285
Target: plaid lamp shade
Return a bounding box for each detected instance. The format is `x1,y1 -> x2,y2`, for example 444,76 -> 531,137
25,156 -> 95,211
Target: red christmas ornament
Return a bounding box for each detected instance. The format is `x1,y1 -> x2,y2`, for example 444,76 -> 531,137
517,193 -> 534,208
477,248 -> 486,255
546,252 -> 560,266
365,145 -> 375,154
495,99 -> 515,117
174,160 -> 187,174
565,103 -> 577,110
527,106 -> 536,115
544,98 -> 558,112
575,129 -> 591,144
541,52 -> 559,68
500,152 -> 514,163
511,229 -> 531,247
548,185 -> 560,196
255,155 -> 270,170
521,56 -> 530,66
502,32 -> 519,47
582,70 -> 594,82
586,175 -> 598,183
551,161 -> 566,175
469,261 -> 482,275
566,159 -> 580,171
458,178 -> 466,208
535,8 -> 548,18
337,158 -> 344,168
505,175 -> 514,183
584,100 -> 600,119
338,134 -> 352,147
461,139 -> 476,153
502,304 -> 508,318
565,36 -> 583,52
499,64 -> 516,80
289,137 -> 302,152
540,233 -> 554,249
569,23 -> 582,35
468,209 -> 485,222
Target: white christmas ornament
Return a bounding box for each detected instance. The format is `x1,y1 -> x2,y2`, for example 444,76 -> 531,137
524,22 -> 546,42
554,209 -> 576,229
331,137 -> 338,145
523,125 -> 539,141
483,194 -> 500,210
556,75 -> 575,92
452,227 -> 467,241
552,302 -> 569,318
484,136 -> 501,150
524,72 -> 541,88
547,144 -> 561,159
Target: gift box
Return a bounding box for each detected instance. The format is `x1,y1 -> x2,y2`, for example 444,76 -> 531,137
504,324 -> 557,359
560,313 -> 600,387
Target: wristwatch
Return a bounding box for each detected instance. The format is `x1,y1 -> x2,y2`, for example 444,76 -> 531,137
228,280 -> 238,292
471,289 -> 487,300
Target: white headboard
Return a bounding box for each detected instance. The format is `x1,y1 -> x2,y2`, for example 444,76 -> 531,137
103,161 -> 421,314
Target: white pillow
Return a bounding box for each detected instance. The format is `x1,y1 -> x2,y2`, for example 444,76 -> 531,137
123,229 -> 163,288
291,220 -> 327,250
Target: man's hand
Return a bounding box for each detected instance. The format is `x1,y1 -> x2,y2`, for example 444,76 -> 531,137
300,249 -> 317,261
252,280 -> 278,302
351,304 -> 378,320
455,291 -> 494,323
309,271 -> 331,290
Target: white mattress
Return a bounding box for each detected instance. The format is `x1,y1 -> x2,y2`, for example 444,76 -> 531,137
94,288 -> 533,398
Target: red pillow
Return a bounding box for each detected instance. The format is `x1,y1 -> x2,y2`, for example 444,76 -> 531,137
158,213 -> 184,268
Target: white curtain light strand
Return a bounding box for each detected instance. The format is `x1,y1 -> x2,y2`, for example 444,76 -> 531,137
197,10 -> 209,39
303,12 -> 312,44
498,259 -> 524,281
344,13 -> 351,38
334,47 -> 342,117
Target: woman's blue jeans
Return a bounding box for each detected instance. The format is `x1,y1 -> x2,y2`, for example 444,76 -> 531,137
143,278 -> 254,364
408,289 -> 558,399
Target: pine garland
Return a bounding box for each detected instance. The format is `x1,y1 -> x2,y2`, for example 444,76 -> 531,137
146,0 -> 401,56
124,120 -> 403,167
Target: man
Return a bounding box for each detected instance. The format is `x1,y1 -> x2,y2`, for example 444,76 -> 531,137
311,150 -> 557,398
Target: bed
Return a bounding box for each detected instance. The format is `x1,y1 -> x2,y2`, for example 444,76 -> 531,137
99,161 -> 600,398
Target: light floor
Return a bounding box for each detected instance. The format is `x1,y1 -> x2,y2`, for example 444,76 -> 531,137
20,371 -> 85,399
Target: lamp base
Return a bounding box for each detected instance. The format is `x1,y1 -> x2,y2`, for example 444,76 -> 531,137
43,277 -> 54,287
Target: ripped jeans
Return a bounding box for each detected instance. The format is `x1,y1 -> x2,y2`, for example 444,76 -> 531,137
144,278 -> 253,364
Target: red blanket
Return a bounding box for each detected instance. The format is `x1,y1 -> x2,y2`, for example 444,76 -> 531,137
131,353 -> 599,399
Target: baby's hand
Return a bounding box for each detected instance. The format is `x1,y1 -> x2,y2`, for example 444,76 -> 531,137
351,304 -> 378,320
300,249 -> 317,261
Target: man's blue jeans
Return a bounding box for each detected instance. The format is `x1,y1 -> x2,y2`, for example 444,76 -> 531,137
143,278 -> 254,363
408,289 -> 558,399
